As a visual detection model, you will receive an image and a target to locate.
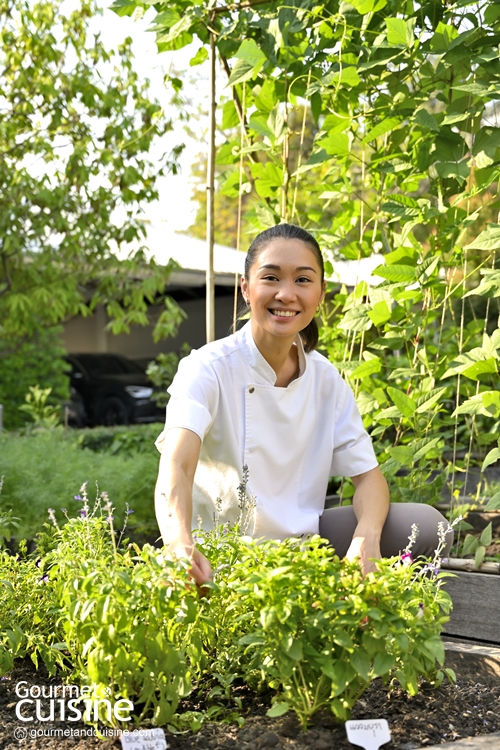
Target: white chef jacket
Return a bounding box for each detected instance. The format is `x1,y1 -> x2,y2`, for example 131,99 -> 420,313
155,321 -> 378,540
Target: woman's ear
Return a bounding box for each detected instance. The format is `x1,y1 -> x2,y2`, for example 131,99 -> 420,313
240,275 -> 248,303
320,280 -> 327,305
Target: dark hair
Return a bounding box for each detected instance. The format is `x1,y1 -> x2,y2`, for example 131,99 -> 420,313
243,223 -> 324,353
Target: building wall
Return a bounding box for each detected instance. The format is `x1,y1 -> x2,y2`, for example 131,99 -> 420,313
61,293 -> 238,361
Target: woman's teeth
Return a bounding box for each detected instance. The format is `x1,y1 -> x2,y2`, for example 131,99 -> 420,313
271,310 -> 298,317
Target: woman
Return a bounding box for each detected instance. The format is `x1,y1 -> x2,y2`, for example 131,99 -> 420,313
155,224 -> 451,585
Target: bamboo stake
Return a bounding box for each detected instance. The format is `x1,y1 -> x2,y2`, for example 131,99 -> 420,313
441,558 -> 500,575
206,30 -> 216,344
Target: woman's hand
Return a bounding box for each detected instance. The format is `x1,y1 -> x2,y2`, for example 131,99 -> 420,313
168,537 -> 213,589
345,534 -> 381,576
348,466 -> 390,576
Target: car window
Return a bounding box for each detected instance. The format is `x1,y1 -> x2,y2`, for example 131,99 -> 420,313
115,356 -> 145,374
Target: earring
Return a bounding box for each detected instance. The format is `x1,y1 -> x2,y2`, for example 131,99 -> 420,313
316,304 -> 321,313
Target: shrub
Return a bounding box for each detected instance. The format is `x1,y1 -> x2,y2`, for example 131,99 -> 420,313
0,491 -> 455,731
0,327 -> 70,431
0,431 -> 159,541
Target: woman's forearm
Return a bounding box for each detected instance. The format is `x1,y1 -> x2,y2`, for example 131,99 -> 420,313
346,466 -> 390,573
155,458 -> 194,547
154,427 -> 202,548
351,465 -> 390,540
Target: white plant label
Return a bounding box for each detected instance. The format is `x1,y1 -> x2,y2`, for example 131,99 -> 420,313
345,718 -> 391,750
120,728 -> 168,750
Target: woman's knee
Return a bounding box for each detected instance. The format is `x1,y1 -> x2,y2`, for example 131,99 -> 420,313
401,503 -> 453,558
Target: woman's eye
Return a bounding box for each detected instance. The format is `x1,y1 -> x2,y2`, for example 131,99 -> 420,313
297,276 -> 312,283
263,275 -> 279,281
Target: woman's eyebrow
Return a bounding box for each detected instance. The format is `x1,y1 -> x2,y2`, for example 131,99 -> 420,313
259,264 -> 317,273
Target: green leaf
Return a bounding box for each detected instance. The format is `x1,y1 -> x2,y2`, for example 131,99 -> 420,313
338,306 -> 373,332
267,702 -> 290,718
373,651 -> 395,677
415,388 -> 447,414
462,534 -> 479,555
287,639 -> 303,661
349,0 -> 387,13
480,522 -> 493,547
464,224 -> 500,252
388,445 -> 414,466
350,357 -> 382,379
228,39 -> 266,86
372,265 -> 416,283
350,650 -> 371,682
475,545 -> 486,568
190,46 -> 208,67
386,18 -> 415,47
221,101 -> 239,130
453,391 -> 500,418
322,131 -> 351,156
414,108 -> 440,132
485,492 -> 500,511
362,117 -> 401,144
109,0 -> 137,16
227,58 -> 257,87
387,386 -> 417,417
423,636 -> 445,665
368,300 -> 392,326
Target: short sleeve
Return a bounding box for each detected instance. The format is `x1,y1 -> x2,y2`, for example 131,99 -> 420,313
330,378 -> 378,477
155,351 -> 219,452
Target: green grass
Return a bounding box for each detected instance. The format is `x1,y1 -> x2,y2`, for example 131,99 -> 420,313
0,429 -> 161,541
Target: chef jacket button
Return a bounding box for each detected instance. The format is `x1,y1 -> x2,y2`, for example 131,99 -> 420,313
249,386 -> 255,393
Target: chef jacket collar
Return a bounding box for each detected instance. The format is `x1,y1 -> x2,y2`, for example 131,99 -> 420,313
239,320 -> 307,385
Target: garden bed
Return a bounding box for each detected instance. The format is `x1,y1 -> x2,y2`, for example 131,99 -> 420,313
1,657 -> 500,750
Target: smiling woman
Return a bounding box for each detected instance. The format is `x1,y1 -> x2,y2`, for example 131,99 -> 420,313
154,224 -> 452,585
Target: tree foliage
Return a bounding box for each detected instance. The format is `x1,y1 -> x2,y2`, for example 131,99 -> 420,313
0,0 -> 185,341
116,0 -> 500,505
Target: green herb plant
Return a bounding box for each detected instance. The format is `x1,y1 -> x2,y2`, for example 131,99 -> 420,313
199,526 -> 455,728
18,385 -> 61,430
0,482 -> 456,731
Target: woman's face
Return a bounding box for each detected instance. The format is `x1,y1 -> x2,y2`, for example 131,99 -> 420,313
241,238 -> 325,344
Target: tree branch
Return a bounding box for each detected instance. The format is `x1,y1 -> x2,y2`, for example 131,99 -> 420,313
0,250 -> 13,298
212,0 -> 272,15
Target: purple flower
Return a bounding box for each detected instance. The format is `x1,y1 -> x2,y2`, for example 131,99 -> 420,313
401,552 -> 413,567
74,495 -> 82,501
40,575 -> 49,583
126,509 -> 134,515
79,510 -> 87,518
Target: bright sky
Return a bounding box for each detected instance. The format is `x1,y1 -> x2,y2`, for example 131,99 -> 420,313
91,2 -> 207,233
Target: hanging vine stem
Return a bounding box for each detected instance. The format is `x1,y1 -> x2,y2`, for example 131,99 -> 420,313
450,247 -> 468,510
462,249 -> 497,506
281,77 -> 290,222
291,69 -> 312,222
232,82 -> 246,334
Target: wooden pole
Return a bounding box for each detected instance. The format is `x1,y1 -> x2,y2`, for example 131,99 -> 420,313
206,30 -> 216,343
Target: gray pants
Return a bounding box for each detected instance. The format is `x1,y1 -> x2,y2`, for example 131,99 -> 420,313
319,503 -> 453,559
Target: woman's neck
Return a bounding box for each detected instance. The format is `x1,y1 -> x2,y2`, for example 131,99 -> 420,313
251,321 -> 299,386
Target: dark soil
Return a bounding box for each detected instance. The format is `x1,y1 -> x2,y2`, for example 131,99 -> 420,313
1,658 -> 499,750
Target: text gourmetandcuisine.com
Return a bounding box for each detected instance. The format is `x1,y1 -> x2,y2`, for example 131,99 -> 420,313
14,681 -> 133,723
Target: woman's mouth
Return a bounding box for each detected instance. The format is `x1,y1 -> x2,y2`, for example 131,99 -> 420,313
269,309 -> 299,317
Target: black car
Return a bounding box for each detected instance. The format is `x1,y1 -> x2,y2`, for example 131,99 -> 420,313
66,353 -> 165,426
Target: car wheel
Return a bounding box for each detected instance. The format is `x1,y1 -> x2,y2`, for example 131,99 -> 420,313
100,397 -> 129,426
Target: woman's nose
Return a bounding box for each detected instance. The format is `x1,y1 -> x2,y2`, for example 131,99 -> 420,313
275,281 -> 296,301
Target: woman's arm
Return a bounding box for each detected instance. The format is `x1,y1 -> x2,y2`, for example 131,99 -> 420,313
155,427 -> 212,586
345,466 -> 390,575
